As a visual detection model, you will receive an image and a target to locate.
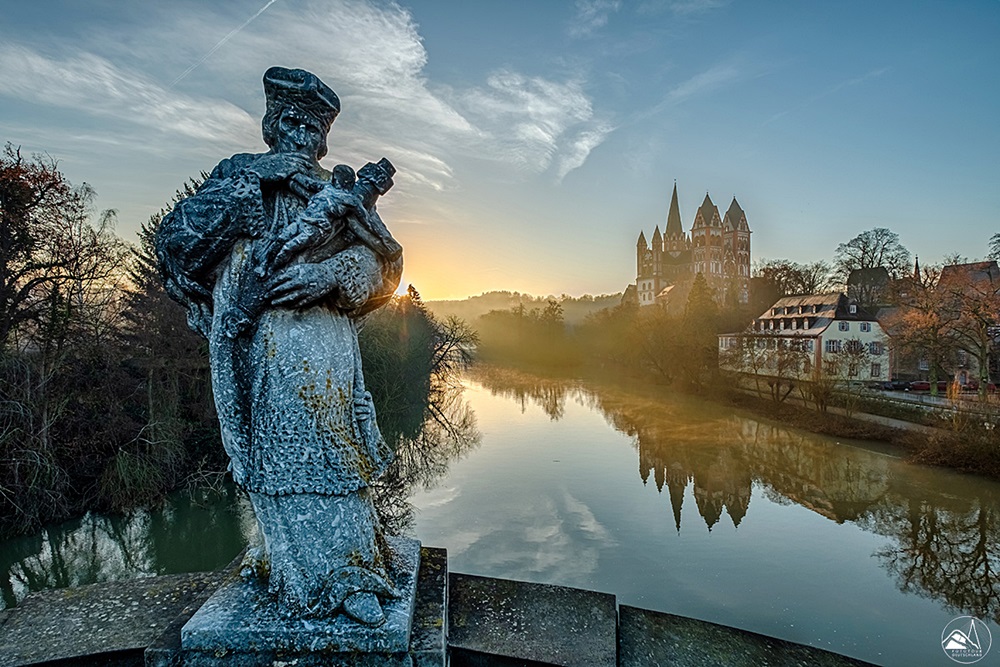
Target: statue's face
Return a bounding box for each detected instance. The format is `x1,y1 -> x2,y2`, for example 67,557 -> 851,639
274,106 -> 325,159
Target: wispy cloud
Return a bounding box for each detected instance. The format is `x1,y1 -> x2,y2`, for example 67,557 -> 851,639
629,62 -> 742,125
764,66 -> 893,125
556,123 -> 615,181
569,0 -> 622,37
667,63 -> 740,103
637,0 -> 730,16
171,0 -> 282,86
667,0 -> 730,15
0,45 -> 257,148
459,70 -> 613,179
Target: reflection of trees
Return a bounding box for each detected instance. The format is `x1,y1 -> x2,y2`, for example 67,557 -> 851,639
860,487 -> 1000,623
373,384 -> 481,535
471,366 -> 570,420
470,365 -> 1000,624
0,487 -> 250,610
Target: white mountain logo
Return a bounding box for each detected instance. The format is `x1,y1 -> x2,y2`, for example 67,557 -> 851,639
941,616 -> 992,664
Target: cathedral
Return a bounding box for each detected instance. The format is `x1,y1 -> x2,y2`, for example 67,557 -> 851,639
634,183 -> 751,308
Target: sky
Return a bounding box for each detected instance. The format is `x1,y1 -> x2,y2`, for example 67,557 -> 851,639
0,0 -> 997,300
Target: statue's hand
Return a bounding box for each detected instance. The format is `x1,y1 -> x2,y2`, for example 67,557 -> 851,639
354,392 -> 374,422
263,220 -> 323,275
266,261 -> 338,308
250,153 -> 310,184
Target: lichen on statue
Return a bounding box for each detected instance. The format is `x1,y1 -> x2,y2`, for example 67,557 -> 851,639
155,66 -> 403,627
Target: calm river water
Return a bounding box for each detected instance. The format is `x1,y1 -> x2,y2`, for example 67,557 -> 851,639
2,367 -> 999,667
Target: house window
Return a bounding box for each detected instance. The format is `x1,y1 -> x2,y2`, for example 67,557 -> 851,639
849,304 -> 857,314
871,363 -> 882,378
869,341 -> 883,355
860,322 -> 871,332
918,359 -> 930,371
845,340 -> 864,353
849,364 -> 859,377
838,321 -> 849,331
825,340 -> 841,353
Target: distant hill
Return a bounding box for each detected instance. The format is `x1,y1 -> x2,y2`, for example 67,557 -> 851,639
426,291 -> 623,328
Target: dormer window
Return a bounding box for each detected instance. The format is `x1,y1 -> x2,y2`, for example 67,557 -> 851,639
849,304 -> 857,314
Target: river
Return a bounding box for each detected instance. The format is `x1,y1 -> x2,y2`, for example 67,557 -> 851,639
2,366 -> 998,666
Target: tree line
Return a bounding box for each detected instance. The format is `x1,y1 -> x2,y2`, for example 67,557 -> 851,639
0,146 -> 473,539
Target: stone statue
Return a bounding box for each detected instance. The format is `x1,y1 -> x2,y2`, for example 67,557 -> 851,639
156,67 -> 403,628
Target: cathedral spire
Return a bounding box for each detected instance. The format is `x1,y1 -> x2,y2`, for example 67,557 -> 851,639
665,181 -> 684,238
913,255 -> 921,282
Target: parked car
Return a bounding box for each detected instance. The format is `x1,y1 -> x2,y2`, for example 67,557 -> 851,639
961,381 -> 997,393
883,379 -> 910,391
908,380 -> 951,392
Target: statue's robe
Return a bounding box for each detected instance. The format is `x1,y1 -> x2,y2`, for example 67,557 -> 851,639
156,152 -> 403,613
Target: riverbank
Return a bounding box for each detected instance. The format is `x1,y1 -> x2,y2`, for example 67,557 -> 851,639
713,382 -> 1000,480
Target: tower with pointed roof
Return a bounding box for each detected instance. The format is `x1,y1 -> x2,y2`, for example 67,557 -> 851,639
634,183 -> 751,307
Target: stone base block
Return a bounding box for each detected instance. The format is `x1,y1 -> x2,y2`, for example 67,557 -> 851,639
179,536 -> 420,665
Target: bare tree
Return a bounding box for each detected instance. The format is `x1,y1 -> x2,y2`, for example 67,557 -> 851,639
885,265 -> 954,396
941,266 -> 1000,399
834,227 -> 911,284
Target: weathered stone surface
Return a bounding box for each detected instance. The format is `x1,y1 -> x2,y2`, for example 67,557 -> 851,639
0,572 -> 224,667
180,537 -> 420,662
618,605 -> 877,667
409,547 -> 448,667
448,573 -> 617,667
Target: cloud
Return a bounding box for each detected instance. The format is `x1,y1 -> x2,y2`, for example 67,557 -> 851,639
764,66 -> 893,126
637,0 -> 730,16
0,44 -> 257,149
569,0 -> 622,37
667,63 -> 741,103
0,0 -> 611,198
459,70 -> 613,179
556,123 -> 615,181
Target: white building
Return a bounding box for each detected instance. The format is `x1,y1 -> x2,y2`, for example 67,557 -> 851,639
719,293 -> 890,383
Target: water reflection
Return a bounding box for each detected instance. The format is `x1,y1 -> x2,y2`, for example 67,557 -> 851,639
374,386 -> 481,533
0,485 -> 252,609
471,366 -> 1000,624
0,387 -> 480,609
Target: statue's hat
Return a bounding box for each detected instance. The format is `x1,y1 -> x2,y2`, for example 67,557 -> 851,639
263,67 -> 340,130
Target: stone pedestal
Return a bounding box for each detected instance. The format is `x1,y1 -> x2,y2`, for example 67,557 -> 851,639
179,536 -> 421,666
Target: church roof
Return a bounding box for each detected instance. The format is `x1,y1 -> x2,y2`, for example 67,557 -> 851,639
665,182 -> 685,238
692,193 -> 719,229
723,197 -> 750,232
636,230 -> 647,247
652,225 -> 662,243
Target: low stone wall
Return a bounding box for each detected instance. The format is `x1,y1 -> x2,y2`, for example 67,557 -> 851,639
0,547 -> 875,667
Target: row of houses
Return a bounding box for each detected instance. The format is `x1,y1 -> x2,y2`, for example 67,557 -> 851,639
718,261 -> 1000,388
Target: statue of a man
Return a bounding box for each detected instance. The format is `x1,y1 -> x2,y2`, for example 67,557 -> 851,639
156,67 -> 403,627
